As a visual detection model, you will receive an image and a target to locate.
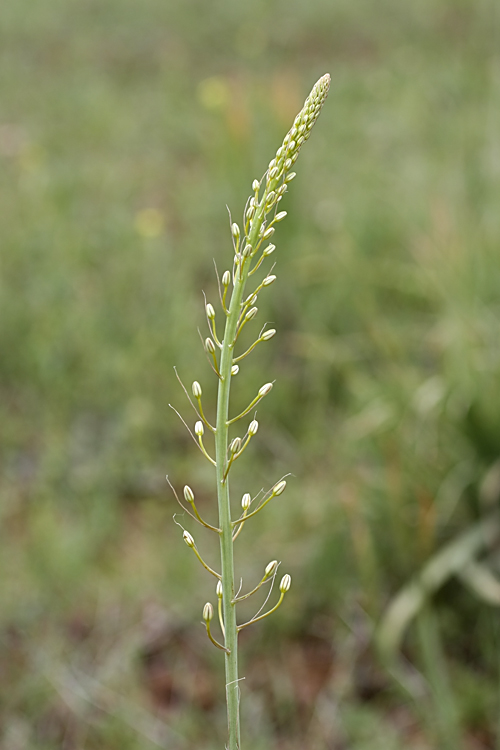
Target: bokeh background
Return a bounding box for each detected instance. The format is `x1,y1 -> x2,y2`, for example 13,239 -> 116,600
1,0 -> 500,747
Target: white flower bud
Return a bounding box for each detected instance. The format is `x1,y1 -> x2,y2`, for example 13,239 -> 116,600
195,421 -> 204,437
262,226 -> 275,239
266,191 -> 276,204
230,437 -> 241,454
272,479 -> 287,496
284,158 -> 292,170
261,328 -> 276,341
245,292 -> 257,305
268,167 -> 280,180
245,306 -> 258,321
268,158 -> 276,170
216,580 -> 223,597
222,270 -> 231,286
276,146 -> 284,158
262,274 -> 276,286
206,302 -> 215,319
246,205 -> 255,220
296,136 -> 304,146
258,383 -> 273,397
192,381 -> 202,398
241,492 -> 251,510
248,419 -> 259,436
274,211 -> 287,222
203,602 -> 214,622
265,560 -> 278,578
243,243 -> 252,257
205,337 -> 216,354
231,223 -> 240,239
252,179 -> 260,191
277,184 -> 287,195
287,140 -> 296,152
231,364 -> 239,376
280,574 -> 292,593
183,485 -> 195,503
263,244 -> 275,256
183,530 -> 195,547
285,172 -> 296,182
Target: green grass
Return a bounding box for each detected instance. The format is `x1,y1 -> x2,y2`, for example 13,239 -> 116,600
1,0 -> 500,747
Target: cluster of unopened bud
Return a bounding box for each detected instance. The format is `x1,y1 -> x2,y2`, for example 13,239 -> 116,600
266,73 -> 330,188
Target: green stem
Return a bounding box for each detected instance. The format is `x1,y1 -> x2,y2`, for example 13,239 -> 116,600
215,202 -> 270,750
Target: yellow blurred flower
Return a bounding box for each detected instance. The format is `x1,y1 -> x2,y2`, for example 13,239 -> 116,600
134,208 -> 165,238
198,76 -> 229,111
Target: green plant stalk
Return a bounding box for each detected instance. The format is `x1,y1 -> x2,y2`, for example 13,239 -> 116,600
216,208 -> 269,750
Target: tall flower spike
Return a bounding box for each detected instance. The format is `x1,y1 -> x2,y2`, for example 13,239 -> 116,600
176,74 -> 330,750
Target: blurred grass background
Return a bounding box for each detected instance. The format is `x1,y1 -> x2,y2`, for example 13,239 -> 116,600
1,0 -> 500,747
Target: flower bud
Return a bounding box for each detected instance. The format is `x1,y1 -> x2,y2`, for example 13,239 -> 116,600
183,530 -> 195,547
203,602 -> 214,622
183,485 -> 195,503
222,270 -> 231,287
265,560 -> 278,578
262,226 -> 275,239
246,205 -> 255,220
280,574 -> 292,593
287,140 -> 296,152
266,191 -> 276,204
241,492 -> 251,510
285,171 -> 296,183
284,158 -> 292,170
192,381 -> 202,398
195,421 -> 204,437
274,211 -> 287,222
231,364 -> 239,376
245,292 -> 257,305
205,337 -> 216,354
261,328 -> 276,341
263,244 -> 275,256
248,419 -> 259,436
230,437 -> 241,454
272,480 -> 287,496
268,166 -> 280,180
252,179 -> 260,191
231,223 -> 240,239
206,302 -> 215,319
243,244 -> 252,257
262,274 -> 276,286
245,306 -> 258,321
277,184 -> 287,196
258,383 -> 273,397
216,580 -> 223,597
